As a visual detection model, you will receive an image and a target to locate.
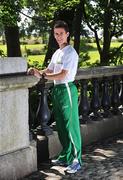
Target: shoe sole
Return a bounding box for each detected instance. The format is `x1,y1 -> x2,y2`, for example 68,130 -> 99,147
65,168 -> 81,174
65,165 -> 81,174
51,161 -> 68,167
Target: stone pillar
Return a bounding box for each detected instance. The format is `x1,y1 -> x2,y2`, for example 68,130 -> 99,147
0,58 -> 39,180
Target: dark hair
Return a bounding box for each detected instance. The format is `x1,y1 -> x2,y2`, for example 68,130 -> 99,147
54,20 -> 69,32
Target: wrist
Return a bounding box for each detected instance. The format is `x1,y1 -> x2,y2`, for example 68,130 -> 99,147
42,72 -> 47,79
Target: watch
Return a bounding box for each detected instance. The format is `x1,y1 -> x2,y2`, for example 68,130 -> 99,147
42,72 -> 46,79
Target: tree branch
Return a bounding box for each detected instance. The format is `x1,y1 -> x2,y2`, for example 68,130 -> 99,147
94,31 -> 102,56
19,10 -> 48,22
111,30 -> 123,38
110,43 -> 123,59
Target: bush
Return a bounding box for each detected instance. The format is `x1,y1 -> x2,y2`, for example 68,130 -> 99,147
78,52 -> 90,67
25,48 -> 42,56
117,38 -> 123,42
0,49 -> 5,57
20,41 -> 28,45
34,40 -> 40,44
108,47 -> 123,66
28,60 -> 43,69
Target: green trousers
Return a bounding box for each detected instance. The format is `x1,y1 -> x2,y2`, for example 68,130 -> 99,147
52,82 -> 82,165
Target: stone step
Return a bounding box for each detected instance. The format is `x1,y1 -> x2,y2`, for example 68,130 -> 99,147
37,114 -> 123,163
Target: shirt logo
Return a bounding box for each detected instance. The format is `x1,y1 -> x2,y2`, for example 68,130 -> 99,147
56,59 -> 62,64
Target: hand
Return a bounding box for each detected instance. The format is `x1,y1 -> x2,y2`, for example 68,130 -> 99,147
42,72 -> 47,79
27,68 -> 35,75
27,68 -> 41,78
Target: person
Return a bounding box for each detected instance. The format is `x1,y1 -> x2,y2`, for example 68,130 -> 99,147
28,20 -> 82,174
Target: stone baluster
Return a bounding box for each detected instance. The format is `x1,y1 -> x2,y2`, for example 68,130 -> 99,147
101,77 -> 111,117
79,80 -> 90,123
36,78 -> 53,136
120,75 -> 123,111
90,78 -> 101,120
111,76 -> 120,114
29,87 -> 39,131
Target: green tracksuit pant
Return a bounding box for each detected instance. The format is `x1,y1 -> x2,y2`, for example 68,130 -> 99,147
52,82 -> 82,165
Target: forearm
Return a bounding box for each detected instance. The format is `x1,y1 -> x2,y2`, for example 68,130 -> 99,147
27,67 -> 53,78
40,68 -> 53,74
45,70 -> 68,81
27,67 -> 68,80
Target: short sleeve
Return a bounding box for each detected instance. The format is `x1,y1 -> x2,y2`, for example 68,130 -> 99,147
47,61 -> 54,70
62,52 -> 78,71
47,55 -> 54,70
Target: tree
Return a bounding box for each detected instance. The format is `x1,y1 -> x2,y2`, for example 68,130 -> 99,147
82,0 -> 123,65
0,0 -> 22,56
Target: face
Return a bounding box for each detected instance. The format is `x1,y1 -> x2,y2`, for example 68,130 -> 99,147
54,28 -> 69,47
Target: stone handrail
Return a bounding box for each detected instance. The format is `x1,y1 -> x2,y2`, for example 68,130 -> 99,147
41,65 -> 123,87
43,65 -> 123,86
76,65 -> 123,79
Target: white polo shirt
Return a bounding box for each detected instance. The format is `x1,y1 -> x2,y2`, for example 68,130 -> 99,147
48,45 -> 78,84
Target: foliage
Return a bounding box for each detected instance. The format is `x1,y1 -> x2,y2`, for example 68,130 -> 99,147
108,47 -> 123,66
27,55 -> 45,69
85,0 -> 123,36
25,0 -> 79,20
0,0 -> 23,26
21,0 -> 80,41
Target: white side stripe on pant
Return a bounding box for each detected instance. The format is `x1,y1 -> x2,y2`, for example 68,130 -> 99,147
65,83 -> 72,107
65,83 -> 78,160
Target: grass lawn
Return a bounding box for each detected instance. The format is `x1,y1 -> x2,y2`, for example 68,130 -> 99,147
110,42 -> 122,48
84,42 -> 123,65
0,42 -> 122,67
88,42 -> 122,48
88,51 -> 100,63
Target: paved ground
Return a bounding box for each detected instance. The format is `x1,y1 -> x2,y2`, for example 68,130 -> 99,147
23,133 -> 123,180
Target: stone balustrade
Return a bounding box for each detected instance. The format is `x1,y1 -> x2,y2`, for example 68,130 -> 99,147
30,66 -> 123,162
30,65 -> 123,135
29,65 -> 123,160
0,58 -> 39,180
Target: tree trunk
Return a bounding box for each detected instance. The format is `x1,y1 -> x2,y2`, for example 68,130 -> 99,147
43,27 -> 58,67
44,9 -> 75,66
4,25 -> 21,57
101,2 -> 112,65
73,1 -> 83,54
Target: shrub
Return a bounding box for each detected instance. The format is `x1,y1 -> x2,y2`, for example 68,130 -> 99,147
25,48 -> 42,56
0,49 -> 5,57
117,38 -> 123,42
